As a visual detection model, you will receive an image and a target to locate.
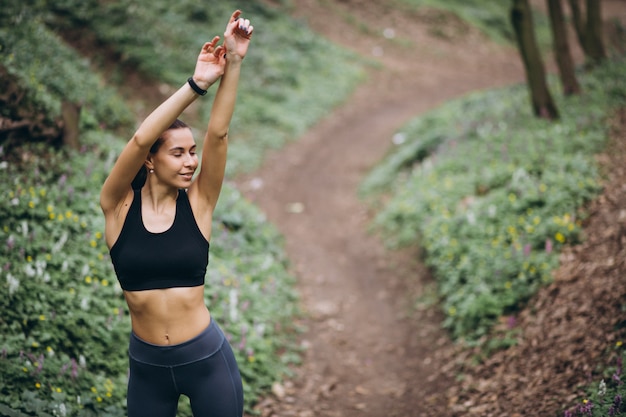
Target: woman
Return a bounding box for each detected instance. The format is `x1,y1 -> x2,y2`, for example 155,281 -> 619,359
100,10 -> 253,417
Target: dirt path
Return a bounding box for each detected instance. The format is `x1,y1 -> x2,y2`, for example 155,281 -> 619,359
237,2 -> 525,416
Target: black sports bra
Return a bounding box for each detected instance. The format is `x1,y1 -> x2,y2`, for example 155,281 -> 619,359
109,189 -> 209,291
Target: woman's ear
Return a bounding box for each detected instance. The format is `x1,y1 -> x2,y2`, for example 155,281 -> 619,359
145,155 -> 155,172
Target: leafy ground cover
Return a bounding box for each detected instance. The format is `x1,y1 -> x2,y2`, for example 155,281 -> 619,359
361,56 -> 626,341
0,134 -> 300,416
445,105 -> 626,416
0,1 -> 364,416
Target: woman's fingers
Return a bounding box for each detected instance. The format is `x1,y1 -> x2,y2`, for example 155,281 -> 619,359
204,36 -> 221,52
213,45 -> 225,58
233,18 -> 253,39
224,10 -> 253,39
230,9 -> 242,24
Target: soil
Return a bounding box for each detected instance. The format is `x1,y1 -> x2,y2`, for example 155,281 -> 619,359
233,1 -> 626,417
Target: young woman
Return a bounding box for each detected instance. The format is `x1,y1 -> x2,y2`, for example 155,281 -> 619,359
100,10 -> 253,417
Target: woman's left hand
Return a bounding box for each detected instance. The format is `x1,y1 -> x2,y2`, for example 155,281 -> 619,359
192,36 -> 227,90
224,10 -> 254,61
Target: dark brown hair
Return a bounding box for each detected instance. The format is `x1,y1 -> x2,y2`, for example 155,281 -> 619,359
131,119 -> 190,190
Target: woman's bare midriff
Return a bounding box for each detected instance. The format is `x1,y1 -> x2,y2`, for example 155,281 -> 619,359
123,285 -> 211,346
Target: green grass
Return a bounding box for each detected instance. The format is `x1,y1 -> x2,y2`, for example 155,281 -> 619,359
397,0 -> 552,48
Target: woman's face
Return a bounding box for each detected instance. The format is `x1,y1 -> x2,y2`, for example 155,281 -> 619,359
149,128 -> 198,188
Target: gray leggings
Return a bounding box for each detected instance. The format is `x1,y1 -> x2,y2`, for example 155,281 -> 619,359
127,319 -> 243,417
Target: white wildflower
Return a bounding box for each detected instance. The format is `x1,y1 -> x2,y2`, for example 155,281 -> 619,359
79,355 -> 86,367
6,273 -> 19,296
20,220 -> 28,237
598,379 -> 607,397
80,297 -> 89,310
488,204 -> 497,218
254,323 -> 266,338
260,255 -> 273,271
229,289 -> 239,323
466,211 -> 476,225
52,232 -> 69,253
35,260 -> 47,278
24,263 -> 36,277
392,132 -> 406,145
511,167 -> 529,185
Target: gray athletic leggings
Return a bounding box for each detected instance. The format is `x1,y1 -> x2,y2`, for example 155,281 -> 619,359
127,319 -> 243,417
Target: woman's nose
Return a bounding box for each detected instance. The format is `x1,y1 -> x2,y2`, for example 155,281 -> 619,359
184,153 -> 196,166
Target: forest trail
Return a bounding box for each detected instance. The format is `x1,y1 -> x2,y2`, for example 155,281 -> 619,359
237,2 -> 525,416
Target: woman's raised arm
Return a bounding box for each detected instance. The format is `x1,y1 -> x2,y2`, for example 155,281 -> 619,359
100,36 -> 226,215
190,10 -> 254,211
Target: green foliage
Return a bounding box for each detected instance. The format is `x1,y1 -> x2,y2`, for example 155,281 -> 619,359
80,0 -> 363,173
0,132 -> 300,415
0,139 -> 130,415
1,0 -> 364,414
563,344 -> 626,416
397,0 -> 551,48
361,57 -> 626,340
2,0 -> 364,170
0,18 -> 132,131
398,0 -> 515,42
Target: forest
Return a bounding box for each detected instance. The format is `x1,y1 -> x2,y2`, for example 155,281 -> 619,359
1,0 -> 626,416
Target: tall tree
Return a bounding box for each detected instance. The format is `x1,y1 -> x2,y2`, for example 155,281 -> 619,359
568,0 -> 607,64
511,0 -> 560,120
547,0 -> 581,95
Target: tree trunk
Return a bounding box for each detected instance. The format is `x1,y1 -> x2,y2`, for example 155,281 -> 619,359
61,101 -> 81,150
511,0 -> 560,120
547,0 -> 581,95
585,0 -> 606,63
567,0 -> 606,65
568,0 -> 589,55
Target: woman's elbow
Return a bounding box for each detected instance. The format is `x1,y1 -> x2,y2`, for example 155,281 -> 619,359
208,129 -> 229,142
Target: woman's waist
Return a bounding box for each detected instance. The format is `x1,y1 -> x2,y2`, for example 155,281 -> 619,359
129,318 -> 225,366
124,286 -> 211,345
